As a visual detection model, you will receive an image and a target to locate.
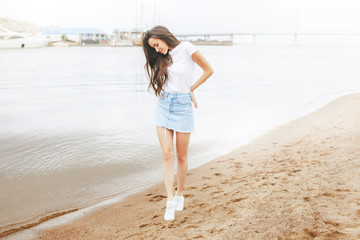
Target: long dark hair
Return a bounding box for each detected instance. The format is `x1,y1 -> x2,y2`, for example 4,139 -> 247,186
142,25 -> 181,97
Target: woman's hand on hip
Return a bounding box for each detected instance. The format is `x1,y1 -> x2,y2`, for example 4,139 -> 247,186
190,91 -> 198,109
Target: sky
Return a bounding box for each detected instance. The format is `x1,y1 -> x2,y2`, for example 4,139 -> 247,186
1,0 -> 360,34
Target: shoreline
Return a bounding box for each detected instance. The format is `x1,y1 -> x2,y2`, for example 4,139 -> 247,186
1,179 -> 167,239
3,92 -> 360,239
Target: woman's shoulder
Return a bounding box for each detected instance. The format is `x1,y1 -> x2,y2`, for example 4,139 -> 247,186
178,41 -> 198,52
180,41 -> 198,57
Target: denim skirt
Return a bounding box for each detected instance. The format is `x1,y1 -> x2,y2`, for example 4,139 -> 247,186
154,91 -> 194,133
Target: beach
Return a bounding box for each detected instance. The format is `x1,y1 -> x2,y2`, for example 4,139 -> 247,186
1,45 -> 360,239
26,92 -> 360,239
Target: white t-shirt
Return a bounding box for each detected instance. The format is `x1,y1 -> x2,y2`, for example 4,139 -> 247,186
162,41 -> 199,93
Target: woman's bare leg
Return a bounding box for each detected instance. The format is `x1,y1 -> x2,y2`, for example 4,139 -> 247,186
156,126 -> 175,201
175,131 -> 191,196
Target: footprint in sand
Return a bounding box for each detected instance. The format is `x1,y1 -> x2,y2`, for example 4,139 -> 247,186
124,233 -> 141,239
302,228 -> 319,238
185,224 -> 199,229
184,193 -> 194,198
210,190 -> 222,196
229,163 -> 243,170
230,176 -> 241,181
303,196 -> 310,202
323,220 -> 341,227
166,223 -> 177,228
231,190 -> 242,195
193,235 -> 204,239
196,219 -> 206,224
149,194 -> 167,202
139,223 -> 148,228
227,197 -> 247,204
205,207 -> 212,213
321,192 -> 337,197
335,188 -> 351,192
213,172 -> 222,176
213,227 -> 226,233
202,176 -> 212,180
202,185 -> 210,190
235,162 -> 243,168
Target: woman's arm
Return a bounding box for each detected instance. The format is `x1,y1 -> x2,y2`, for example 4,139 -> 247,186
189,51 -> 214,108
190,51 -> 214,92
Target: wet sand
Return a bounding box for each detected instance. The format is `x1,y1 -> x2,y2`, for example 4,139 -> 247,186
31,93 -> 360,239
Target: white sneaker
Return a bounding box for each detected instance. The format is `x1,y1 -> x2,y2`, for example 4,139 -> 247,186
174,195 -> 184,211
164,200 -> 175,221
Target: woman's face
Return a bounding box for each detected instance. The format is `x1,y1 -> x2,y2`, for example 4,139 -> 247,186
148,37 -> 170,55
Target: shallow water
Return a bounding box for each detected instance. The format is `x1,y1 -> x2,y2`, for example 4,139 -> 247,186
1,44 -> 360,235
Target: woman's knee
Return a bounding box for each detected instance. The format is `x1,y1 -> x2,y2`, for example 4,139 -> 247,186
177,154 -> 188,163
162,150 -> 174,162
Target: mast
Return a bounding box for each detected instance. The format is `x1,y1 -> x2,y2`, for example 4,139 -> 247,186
153,1 -> 157,26
294,0 -> 298,45
140,2 -> 144,39
132,1 -> 144,46
135,1 -> 138,32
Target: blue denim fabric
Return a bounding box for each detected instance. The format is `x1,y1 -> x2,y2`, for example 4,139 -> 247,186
154,90 -> 194,133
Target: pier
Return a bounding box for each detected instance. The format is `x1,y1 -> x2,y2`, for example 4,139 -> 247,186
113,30 -> 360,46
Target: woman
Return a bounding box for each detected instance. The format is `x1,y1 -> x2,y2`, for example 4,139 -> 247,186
142,25 -> 214,221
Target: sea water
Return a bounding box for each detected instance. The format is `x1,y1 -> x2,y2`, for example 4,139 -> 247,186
1,44 -> 360,237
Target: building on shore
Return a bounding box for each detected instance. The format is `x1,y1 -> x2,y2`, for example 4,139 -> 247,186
42,27 -> 108,46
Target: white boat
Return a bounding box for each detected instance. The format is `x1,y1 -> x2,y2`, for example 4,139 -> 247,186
0,25 -> 47,49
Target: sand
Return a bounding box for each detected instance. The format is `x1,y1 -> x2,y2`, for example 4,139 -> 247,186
30,93 -> 360,239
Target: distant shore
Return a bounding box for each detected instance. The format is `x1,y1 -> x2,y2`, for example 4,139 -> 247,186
23,92 -> 360,239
